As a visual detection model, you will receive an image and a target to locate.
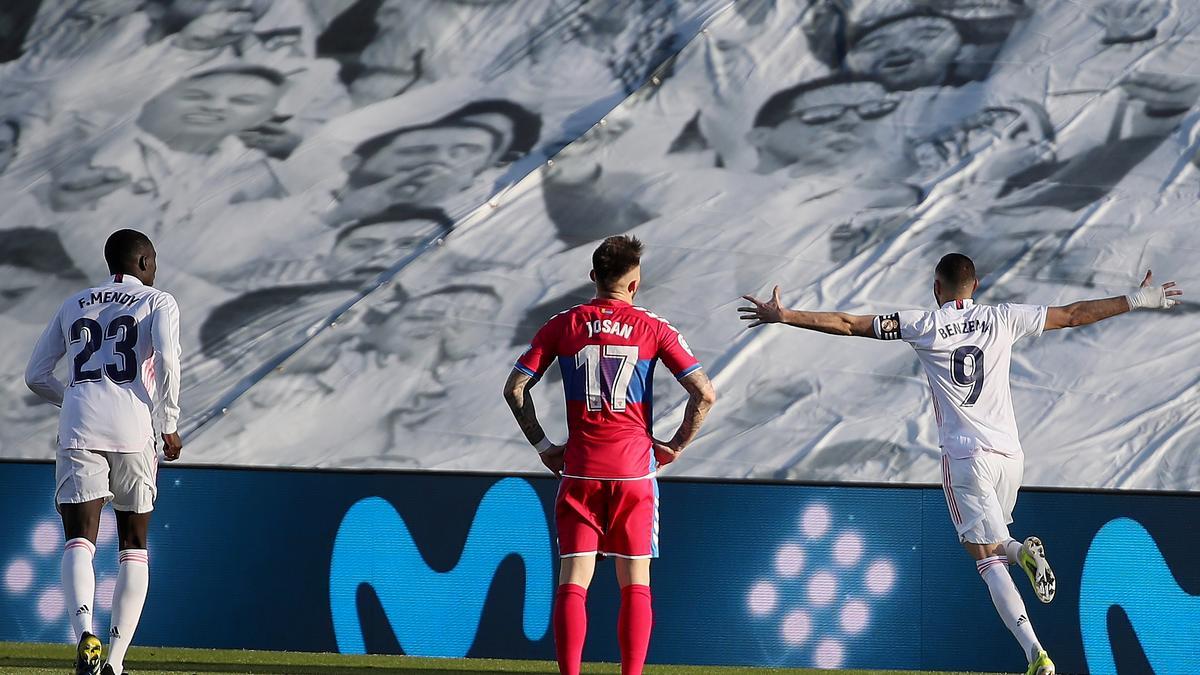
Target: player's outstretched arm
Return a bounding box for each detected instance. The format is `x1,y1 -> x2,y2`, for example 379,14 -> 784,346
740,286 -> 876,337
24,306 -> 68,407
1044,270 -> 1183,331
654,369 -> 717,467
502,369 -> 565,474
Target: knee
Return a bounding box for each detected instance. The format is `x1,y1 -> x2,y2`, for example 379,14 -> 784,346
120,533 -> 149,550
116,513 -> 151,550
975,554 -> 1007,579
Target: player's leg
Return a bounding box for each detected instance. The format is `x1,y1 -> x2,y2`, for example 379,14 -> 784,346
997,460 -> 1056,603
554,478 -> 603,675
943,454 -> 1053,675
56,448 -> 112,675
614,558 -> 653,675
103,448 -> 157,675
606,478 -> 658,675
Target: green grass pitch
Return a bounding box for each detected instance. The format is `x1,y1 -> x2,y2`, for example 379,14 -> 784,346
0,642 -> 999,675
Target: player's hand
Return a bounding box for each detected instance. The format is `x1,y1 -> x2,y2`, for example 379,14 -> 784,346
653,439 -> 682,467
1127,269 -> 1183,310
237,121 -> 302,159
1117,71 -> 1200,112
48,164 -> 132,211
161,432 -> 183,461
538,444 -> 566,475
739,285 -> 786,327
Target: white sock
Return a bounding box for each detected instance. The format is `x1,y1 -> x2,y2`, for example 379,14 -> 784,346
107,549 -> 149,675
978,556 -> 1041,663
62,538 -> 96,640
1003,538 -> 1023,566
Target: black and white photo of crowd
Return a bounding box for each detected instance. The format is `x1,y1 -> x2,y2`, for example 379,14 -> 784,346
1,0 -> 1199,490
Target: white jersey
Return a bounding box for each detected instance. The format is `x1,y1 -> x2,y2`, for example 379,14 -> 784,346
873,298 -> 1047,460
25,275 -> 181,453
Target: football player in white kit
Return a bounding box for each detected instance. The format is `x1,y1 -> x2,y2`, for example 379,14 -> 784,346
739,253 -> 1182,675
25,229 -> 183,675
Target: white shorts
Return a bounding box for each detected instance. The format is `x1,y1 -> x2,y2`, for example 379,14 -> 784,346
55,445 -> 158,514
940,450 -> 1022,545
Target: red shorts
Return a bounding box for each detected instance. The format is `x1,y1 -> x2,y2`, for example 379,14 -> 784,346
555,477 -> 659,559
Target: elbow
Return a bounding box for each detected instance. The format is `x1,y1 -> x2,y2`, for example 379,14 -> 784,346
502,383 -> 523,408
698,382 -> 718,409
23,367 -> 42,394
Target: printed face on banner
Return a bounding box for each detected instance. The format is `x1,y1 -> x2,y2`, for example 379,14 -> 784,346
751,82 -> 897,173
361,287 -> 503,366
846,16 -> 963,91
141,73 -> 284,144
327,219 -> 439,280
349,126 -> 495,204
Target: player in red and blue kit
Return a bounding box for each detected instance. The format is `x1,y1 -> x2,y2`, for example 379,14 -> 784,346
503,236 -> 716,675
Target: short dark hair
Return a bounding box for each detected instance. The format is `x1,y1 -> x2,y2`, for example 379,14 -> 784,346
351,121 -> 502,162
754,74 -> 876,128
847,10 -> 959,49
935,252 -> 976,289
592,235 -> 644,290
351,99 -> 542,162
440,99 -> 543,161
104,229 -> 154,275
187,64 -> 287,88
200,281 -> 360,364
0,228 -> 85,279
334,205 -> 454,244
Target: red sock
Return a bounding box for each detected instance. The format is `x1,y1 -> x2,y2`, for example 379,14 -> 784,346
554,583 -> 588,675
618,584 -> 653,675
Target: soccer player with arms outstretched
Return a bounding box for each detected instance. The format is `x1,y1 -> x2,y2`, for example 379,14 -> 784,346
25,229 -> 183,675
503,236 -> 717,675
739,253 -> 1182,675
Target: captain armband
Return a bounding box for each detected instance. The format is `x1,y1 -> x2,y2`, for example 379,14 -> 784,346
874,313 -> 902,340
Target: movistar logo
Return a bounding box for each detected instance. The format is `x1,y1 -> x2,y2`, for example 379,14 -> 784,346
1081,517 -> 1200,675
329,477 -> 553,657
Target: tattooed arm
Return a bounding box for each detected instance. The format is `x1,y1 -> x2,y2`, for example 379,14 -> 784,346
654,369 -> 717,467
503,369 -> 565,474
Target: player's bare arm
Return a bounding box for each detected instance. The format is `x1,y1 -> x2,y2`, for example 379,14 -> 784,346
1044,270 -> 1183,331
502,368 -> 565,474
739,285 -> 876,338
653,369 -> 716,466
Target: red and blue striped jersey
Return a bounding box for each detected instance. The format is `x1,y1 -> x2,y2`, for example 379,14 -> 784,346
515,298 -> 702,479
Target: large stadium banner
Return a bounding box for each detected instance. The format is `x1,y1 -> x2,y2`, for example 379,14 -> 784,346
1,1 -> 1200,490
1,463 -> 1197,674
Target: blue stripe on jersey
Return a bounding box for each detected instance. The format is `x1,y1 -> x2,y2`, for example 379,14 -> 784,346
675,363 -> 702,379
558,356 -> 656,406
625,359 -> 654,404
513,362 -> 538,378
